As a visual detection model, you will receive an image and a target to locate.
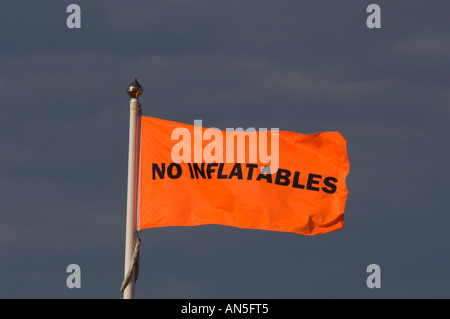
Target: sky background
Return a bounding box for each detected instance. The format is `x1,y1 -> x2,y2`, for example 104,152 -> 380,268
1,0 -> 449,298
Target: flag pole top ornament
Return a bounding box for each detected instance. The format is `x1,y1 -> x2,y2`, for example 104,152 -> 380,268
127,78 -> 143,99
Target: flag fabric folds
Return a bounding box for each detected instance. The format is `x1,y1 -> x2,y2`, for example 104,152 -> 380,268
137,116 -> 349,236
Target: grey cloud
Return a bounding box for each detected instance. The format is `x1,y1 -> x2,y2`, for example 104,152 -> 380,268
393,33 -> 450,60
1,0 -> 449,299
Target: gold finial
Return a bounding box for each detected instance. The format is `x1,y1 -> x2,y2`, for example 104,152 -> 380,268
127,78 -> 143,99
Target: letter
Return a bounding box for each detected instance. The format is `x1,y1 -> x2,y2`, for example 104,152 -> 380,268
192,163 -> 206,179
217,163 -> 228,179
258,128 -> 279,173
194,120 -> 203,163
66,264 -> 81,288
225,304 -> 233,313
167,163 -> 182,179
256,169 -> 273,183
225,127 -> 257,164
171,127 -> 191,163
243,304 -> 249,313
292,171 -> 305,189
181,306 -> 187,314
206,163 -> 218,179
233,304 -> 242,313
209,306 -> 215,316
274,168 -> 291,186
66,4 -> 81,29
228,163 -> 243,179
187,163 -> 195,178
246,163 -> 258,180
191,304 -> 197,314
260,166 -> 271,174
366,264 -> 381,288
306,174 -> 321,191
322,176 -> 338,194
262,304 -> 269,314
203,127 -> 223,163
152,163 -> 165,179
253,304 -> 262,313
366,4 -> 381,29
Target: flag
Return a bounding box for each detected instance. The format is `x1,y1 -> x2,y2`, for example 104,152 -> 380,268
137,116 -> 349,236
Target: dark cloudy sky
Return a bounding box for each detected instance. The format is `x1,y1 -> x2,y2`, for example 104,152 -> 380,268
1,0 -> 449,298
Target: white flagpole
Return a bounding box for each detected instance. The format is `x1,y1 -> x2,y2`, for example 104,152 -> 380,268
123,78 -> 143,299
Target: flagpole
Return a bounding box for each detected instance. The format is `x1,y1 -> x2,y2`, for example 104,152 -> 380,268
123,78 -> 143,299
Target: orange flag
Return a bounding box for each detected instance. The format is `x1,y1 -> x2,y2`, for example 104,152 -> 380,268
137,116 -> 349,236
